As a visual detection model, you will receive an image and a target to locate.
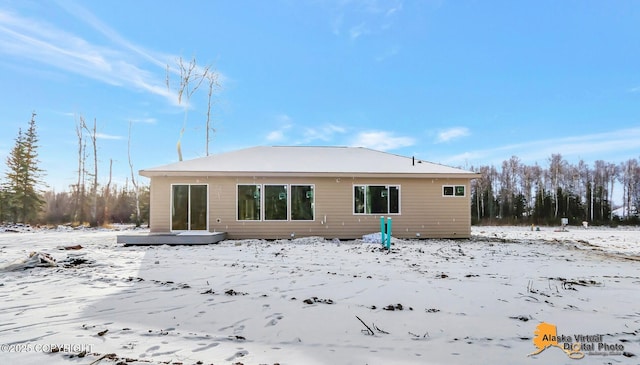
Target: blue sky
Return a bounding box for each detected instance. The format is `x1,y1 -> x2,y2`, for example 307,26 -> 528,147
1,0 -> 639,194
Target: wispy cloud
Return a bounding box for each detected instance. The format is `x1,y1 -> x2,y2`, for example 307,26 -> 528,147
266,130 -> 286,142
0,5 -> 180,105
630,86 -> 640,93
275,114 -> 293,125
381,1 -> 403,30
350,130 -> 415,151
330,0 -> 403,40
385,4 -> 402,17
129,117 -> 157,124
303,124 -> 347,143
375,45 -> 400,62
265,114 -> 294,143
349,23 -> 369,40
95,133 -> 123,140
55,0 -> 169,69
442,127 -> 640,166
436,127 -> 470,143
262,114 -> 349,145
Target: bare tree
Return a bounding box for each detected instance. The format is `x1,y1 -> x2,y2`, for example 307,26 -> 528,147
470,166 -> 484,221
634,159 -> 640,216
42,190 -> 73,224
575,160 -> 589,220
166,57 -> 220,159
605,162 -> 618,221
520,163 -> 541,217
84,118 -> 99,226
128,121 -> 141,226
499,160 -> 512,219
167,57 -> 206,161
73,115 -> 86,223
103,158 -> 113,225
619,158 -> 639,218
548,154 -> 565,218
593,160 -> 604,220
204,69 -> 220,156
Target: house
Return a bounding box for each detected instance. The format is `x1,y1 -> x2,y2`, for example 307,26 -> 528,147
138,146 -> 479,240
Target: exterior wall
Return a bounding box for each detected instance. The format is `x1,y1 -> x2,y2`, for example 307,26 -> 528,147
148,175 -> 472,239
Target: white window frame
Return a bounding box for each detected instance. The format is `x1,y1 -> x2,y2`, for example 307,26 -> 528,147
353,184 -> 401,215
170,183 -> 209,232
443,185 -> 466,197
290,184 -> 315,221
235,183 -> 316,222
236,184 -> 261,221
264,184 -> 289,221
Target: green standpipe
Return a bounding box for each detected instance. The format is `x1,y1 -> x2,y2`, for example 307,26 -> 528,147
386,218 -> 392,250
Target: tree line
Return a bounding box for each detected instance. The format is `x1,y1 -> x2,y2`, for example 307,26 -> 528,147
0,112 -> 149,227
469,155 -> 640,226
3,114 -> 639,228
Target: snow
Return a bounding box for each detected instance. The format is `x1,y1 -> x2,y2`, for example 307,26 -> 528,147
473,225 -> 640,257
0,226 -> 638,364
141,146 -> 476,176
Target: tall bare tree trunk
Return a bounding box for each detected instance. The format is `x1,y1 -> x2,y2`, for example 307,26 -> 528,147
607,163 -> 617,221
547,154 -> 564,219
128,121 -> 141,227
74,115 -> 86,224
84,118 -> 98,227
204,69 -> 219,156
103,159 -> 112,225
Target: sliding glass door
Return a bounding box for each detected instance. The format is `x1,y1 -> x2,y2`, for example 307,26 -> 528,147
171,184 -> 208,231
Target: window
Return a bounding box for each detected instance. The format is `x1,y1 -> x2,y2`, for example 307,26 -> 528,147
353,185 -> 400,214
237,185 -> 261,220
172,185 -> 189,230
389,186 -> 399,212
265,185 -> 288,220
354,186 -> 365,214
291,185 -> 314,220
172,184 -> 208,231
443,185 -> 465,197
236,184 -> 315,221
367,186 -> 388,214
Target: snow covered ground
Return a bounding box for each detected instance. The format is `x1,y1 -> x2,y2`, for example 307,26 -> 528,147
0,226 -> 638,365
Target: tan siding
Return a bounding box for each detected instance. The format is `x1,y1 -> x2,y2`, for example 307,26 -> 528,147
149,176 -> 472,239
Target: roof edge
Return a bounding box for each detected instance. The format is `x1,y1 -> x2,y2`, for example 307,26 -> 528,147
140,170 -> 480,179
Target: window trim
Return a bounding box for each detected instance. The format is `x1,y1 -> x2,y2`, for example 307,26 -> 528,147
443,185 -> 466,197
235,183 -> 316,222
353,184 -> 401,215
236,184 -> 261,221
290,184 -> 315,221
170,183 -> 209,232
264,184 -> 289,221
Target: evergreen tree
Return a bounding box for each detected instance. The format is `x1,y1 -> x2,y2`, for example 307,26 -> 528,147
4,112 -> 45,223
0,184 -> 9,222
